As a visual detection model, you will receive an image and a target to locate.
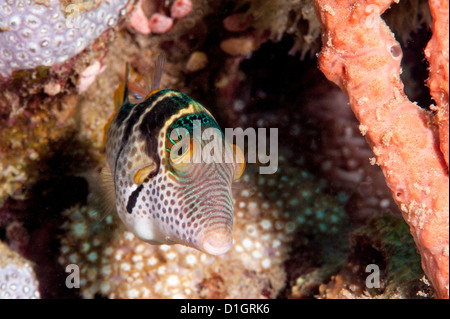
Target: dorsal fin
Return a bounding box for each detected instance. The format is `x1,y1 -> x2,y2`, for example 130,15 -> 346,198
151,53 -> 165,91
105,63 -> 131,147
128,81 -> 147,101
144,53 -> 166,99
113,63 -> 130,111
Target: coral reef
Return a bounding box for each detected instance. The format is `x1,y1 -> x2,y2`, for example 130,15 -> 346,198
0,241 -> 40,299
212,38 -> 400,225
0,107 -> 98,206
316,213 -> 428,299
298,85 -> 401,223
0,0 -> 443,299
382,0 -> 432,44
0,132 -> 92,298
313,0 -> 449,298
0,0 -> 129,78
171,0 -> 193,19
0,0 -> 133,205
425,0 -> 449,167
77,60 -> 107,93
232,0 -> 321,58
128,0 -> 193,35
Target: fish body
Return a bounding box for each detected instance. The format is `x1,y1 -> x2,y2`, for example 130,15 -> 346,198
105,60 -> 244,255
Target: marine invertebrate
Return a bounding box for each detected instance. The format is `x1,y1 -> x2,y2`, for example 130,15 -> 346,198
313,0 -> 449,298
43,81 -> 62,96
0,0 -> 129,79
0,166 -> 90,298
185,51 -> 208,73
220,37 -> 257,56
148,13 -> 173,34
318,212 -> 428,299
77,60 -> 107,93
0,98 -> 98,207
170,0 -> 193,19
0,241 -> 40,299
129,0 -> 152,34
128,0 -> 193,35
425,0 -> 449,167
58,183 -> 289,299
233,0 -> 322,58
0,0 -> 436,300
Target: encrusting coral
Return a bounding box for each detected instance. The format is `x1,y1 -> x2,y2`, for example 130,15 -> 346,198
299,84 -> 401,223
0,0 -> 129,79
313,0 -> 449,298
0,0 -> 132,206
425,0 -> 449,168
128,0 -> 193,35
222,0 -> 322,59
0,241 -> 40,299
316,212 -> 428,299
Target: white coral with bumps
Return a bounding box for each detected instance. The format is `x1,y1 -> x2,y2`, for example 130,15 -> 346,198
0,0 -> 129,78
0,241 -> 40,299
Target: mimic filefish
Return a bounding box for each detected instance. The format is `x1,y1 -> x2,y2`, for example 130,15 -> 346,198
103,55 -> 245,255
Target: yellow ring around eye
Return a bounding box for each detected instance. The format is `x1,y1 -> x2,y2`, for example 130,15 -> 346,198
170,140 -> 191,164
233,144 -> 245,180
170,139 -> 194,173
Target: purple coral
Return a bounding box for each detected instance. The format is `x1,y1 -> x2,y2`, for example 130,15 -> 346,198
0,241 -> 40,299
0,0 -> 129,78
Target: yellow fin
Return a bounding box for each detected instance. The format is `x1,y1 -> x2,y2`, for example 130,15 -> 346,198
232,144 -> 245,180
144,89 -> 161,100
103,112 -> 115,148
104,54 -> 165,147
104,64 -> 132,148
113,63 -> 130,111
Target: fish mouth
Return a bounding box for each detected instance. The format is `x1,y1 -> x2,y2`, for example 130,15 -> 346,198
199,226 -> 233,255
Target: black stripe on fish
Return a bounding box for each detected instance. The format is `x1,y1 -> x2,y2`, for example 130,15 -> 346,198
136,90 -> 197,160
120,89 -> 191,145
126,184 -> 144,214
112,89 -> 196,192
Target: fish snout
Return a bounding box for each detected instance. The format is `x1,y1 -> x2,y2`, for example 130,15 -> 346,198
200,231 -> 233,256
199,221 -> 233,255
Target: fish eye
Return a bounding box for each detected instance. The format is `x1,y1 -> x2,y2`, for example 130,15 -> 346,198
170,139 -> 195,174
170,139 -> 191,164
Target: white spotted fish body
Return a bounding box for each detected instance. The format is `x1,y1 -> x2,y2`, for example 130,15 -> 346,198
104,58 -> 244,255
